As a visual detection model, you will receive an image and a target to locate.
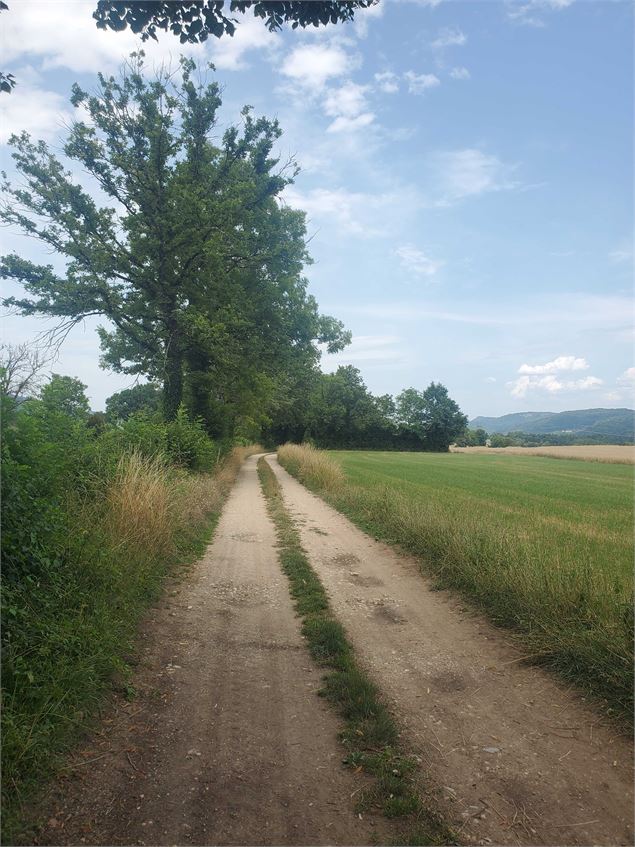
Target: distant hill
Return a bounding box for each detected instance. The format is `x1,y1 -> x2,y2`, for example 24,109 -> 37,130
470,408 -> 635,438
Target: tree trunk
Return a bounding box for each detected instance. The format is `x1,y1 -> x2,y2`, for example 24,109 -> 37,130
162,331 -> 183,422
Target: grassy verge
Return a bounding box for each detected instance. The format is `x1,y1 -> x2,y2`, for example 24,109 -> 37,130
257,456 -> 452,845
277,443 -> 634,725
1,445 -> 259,845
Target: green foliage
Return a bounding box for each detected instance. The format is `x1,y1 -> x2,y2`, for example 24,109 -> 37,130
40,374 -> 90,420
105,383 -> 161,422
454,427 -> 488,447
93,1 -> 378,42
165,406 -> 217,471
270,369 -> 469,453
396,382 -> 468,452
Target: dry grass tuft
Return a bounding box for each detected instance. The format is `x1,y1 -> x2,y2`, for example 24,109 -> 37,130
277,443 -> 344,492
106,452 -> 175,559
106,444 -> 263,561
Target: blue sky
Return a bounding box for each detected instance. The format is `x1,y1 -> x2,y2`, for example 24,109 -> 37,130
1,0 -> 633,417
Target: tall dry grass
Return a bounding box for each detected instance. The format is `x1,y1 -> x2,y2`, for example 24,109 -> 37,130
277,443 -> 344,492
276,443 -> 633,721
105,444 -> 262,561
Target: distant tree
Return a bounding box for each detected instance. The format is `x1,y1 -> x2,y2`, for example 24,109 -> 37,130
489,433 -> 516,448
93,1 -> 377,42
105,383 -> 162,422
0,342 -> 51,400
396,382 -> 468,452
304,366 -> 393,448
455,426 -> 489,447
474,427 -> 488,446
40,375 -> 91,420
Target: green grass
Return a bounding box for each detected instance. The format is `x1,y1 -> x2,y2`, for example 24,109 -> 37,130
277,445 -> 634,724
257,457 -> 452,845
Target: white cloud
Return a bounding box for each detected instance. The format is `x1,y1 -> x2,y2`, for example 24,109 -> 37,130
0,80 -> 73,143
3,1 -> 277,81
509,374 -> 602,399
404,71 -> 440,94
518,355 -> 588,375
283,185 -> 421,238
395,244 -> 443,277
507,0 -> 575,27
281,43 -> 357,89
322,81 -> 375,133
429,148 -> 518,203
431,28 -> 467,49
510,355 -> 601,397
207,15 -> 281,70
609,248 -> 632,264
354,1 -> 384,38
327,113 -> 375,133
450,66 -> 471,80
374,71 -> 400,94
486,377 -> 497,383
617,367 -> 635,386
322,335 -> 405,371
323,79 -> 369,114
2,0 -> 208,74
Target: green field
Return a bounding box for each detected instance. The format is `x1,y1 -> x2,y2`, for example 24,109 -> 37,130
279,445 -> 634,721
329,451 -> 633,578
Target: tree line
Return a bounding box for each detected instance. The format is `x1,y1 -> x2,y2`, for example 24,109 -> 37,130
102,366 -> 468,452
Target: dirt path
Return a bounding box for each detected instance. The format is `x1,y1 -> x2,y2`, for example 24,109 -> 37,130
265,455 -> 634,847
35,455 -> 387,846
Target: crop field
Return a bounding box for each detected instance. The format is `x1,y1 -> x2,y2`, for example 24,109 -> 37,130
451,444 -> 635,463
279,445 -> 634,720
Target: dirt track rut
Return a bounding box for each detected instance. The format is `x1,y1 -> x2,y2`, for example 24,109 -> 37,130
266,454 -> 634,847
36,455 -> 387,846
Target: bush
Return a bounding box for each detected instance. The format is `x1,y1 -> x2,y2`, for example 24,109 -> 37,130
166,406 -> 217,471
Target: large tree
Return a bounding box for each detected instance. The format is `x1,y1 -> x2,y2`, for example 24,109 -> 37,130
1,54 -> 348,424
396,382 -> 468,452
94,1 -> 377,42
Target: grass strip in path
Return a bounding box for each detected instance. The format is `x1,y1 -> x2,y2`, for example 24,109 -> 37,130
257,456 -> 453,846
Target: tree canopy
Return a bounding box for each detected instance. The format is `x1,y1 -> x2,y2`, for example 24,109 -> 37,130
93,1 -> 377,42
396,383 -> 468,452
1,54 -> 349,432
105,383 -> 162,422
